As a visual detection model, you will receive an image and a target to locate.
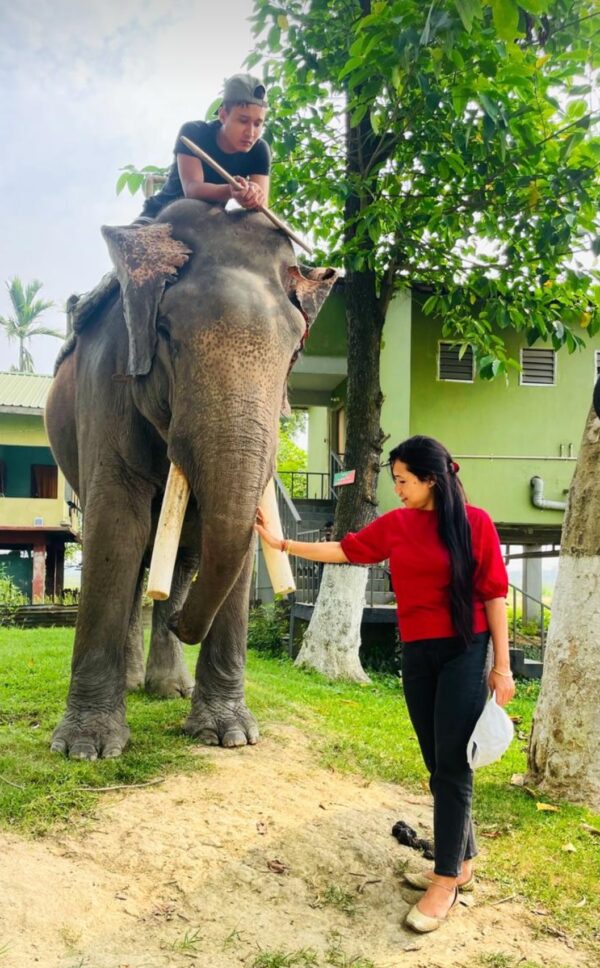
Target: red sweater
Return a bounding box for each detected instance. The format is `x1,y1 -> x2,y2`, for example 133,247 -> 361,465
340,505 -> 508,643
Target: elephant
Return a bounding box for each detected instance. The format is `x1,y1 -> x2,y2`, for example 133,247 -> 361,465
594,375 -> 600,418
46,199 -> 336,760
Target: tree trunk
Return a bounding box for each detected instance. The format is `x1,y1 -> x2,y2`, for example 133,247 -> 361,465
294,564 -> 370,683
297,73 -> 391,681
527,406 -> 600,809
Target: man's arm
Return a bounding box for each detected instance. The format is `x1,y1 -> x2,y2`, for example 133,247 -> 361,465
177,154 -> 231,204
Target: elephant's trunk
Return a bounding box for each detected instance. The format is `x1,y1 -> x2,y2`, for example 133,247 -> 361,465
167,424 -> 273,646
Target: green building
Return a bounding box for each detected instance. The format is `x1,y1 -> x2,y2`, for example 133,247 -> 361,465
287,284 -> 600,609
0,372 -> 79,602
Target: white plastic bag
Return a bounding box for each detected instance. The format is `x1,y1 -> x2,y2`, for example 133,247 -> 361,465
466,691 -> 514,770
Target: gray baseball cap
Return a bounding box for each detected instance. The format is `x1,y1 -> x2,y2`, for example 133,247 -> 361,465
222,73 -> 267,107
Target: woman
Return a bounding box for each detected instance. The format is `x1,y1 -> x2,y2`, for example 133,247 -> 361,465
255,435 -> 515,934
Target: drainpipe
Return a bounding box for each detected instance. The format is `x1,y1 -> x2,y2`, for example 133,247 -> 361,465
530,476 -> 567,511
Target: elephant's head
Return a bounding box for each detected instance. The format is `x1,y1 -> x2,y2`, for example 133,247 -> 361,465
102,201 -> 337,644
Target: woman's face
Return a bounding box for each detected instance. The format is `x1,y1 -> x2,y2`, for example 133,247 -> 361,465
391,460 -> 435,510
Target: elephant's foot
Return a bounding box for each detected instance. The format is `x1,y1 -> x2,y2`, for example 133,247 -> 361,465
184,696 -> 259,748
145,664 -> 194,699
126,667 -> 145,692
51,709 -> 130,760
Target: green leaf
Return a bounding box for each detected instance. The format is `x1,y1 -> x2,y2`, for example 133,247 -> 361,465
205,97 -> 221,120
453,0 -> 482,33
126,173 -> 145,196
519,0 -> 551,12
115,171 -> 130,196
491,0 -> 520,42
479,93 -> 500,122
267,24 -> 281,50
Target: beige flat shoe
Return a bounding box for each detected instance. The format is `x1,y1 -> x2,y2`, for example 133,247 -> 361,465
403,869 -> 475,892
405,885 -> 459,934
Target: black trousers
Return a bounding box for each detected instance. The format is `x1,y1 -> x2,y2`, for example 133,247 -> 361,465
401,632 -> 490,877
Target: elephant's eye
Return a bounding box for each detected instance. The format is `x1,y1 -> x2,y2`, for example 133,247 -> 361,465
157,321 -> 171,341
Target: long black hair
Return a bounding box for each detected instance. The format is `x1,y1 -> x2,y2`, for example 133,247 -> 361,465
388,435 -> 475,647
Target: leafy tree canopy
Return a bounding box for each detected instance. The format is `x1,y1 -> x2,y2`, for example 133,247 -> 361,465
250,0 -> 600,377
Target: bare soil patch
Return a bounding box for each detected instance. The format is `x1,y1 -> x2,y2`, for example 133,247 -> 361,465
0,725 -> 591,968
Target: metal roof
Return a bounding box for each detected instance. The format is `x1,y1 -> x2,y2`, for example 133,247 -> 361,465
0,372 -> 53,413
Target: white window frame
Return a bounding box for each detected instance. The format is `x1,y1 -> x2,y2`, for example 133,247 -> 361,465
437,341 -> 475,383
519,347 -> 556,387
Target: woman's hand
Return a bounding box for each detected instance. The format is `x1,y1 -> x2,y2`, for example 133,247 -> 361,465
488,668 -> 516,706
254,509 -> 282,549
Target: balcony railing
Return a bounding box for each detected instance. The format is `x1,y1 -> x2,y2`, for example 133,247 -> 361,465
292,528 -> 394,608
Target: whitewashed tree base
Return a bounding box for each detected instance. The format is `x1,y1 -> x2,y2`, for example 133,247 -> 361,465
527,410 -> 600,811
528,555 -> 600,810
294,564 -> 371,683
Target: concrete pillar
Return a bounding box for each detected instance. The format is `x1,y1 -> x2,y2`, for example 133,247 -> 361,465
522,545 -> 542,625
45,544 -> 56,600
32,542 -> 46,604
55,544 -> 65,599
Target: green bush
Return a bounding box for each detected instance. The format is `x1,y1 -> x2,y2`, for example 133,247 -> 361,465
247,603 -> 288,656
0,565 -> 27,626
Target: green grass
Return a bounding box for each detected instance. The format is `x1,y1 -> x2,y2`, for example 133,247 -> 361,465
0,627 -> 210,834
1,627 -> 599,951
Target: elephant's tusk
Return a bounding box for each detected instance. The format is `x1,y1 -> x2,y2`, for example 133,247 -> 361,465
147,464 -> 191,600
258,479 -> 296,597
147,467 -> 296,601
179,136 -> 313,255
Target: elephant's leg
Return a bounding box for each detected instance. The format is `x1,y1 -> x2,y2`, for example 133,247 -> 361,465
145,549 -> 198,698
125,566 -> 146,691
184,548 -> 258,748
51,477 -> 153,760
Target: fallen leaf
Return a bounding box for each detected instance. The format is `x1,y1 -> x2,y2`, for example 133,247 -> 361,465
536,802 -> 560,812
256,820 -> 268,835
267,858 -> 289,875
510,774 -> 525,786
531,907 -> 550,916
581,822 -> 600,836
318,802 -> 327,810
575,898 -> 587,908
562,842 -> 577,852
510,714 -> 522,724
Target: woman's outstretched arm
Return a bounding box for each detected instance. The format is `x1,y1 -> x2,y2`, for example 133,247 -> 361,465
255,512 -> 349,563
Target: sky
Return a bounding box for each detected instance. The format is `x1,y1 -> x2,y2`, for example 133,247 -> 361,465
0,0 -> 258,374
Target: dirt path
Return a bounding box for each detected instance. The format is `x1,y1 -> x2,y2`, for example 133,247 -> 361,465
0,725 -> 591,968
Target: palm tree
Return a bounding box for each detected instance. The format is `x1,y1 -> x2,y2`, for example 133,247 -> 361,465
0,277 -> 62,373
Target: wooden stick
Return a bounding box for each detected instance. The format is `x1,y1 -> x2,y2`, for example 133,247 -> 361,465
147,464 -> 191,600
258,479 -> 296,596
179,135 -> 313,255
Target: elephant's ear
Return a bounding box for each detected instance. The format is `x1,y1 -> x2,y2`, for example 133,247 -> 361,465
286,265 -> 338,329
282,266 -> 338,417
102,223 -> 191,376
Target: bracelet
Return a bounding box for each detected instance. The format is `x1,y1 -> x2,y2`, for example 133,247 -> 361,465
492,666 -> 513,678
280,538 -> 290,554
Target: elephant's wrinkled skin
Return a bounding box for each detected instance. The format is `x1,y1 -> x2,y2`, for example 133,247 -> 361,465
46,200 -> 336,759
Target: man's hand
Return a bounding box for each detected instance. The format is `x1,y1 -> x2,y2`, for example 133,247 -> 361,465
230,177 -> 265,209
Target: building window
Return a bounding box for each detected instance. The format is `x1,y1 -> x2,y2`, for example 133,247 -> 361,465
520,348 -> 556,386
31,464 -> 58,499
595,350 -> 600,383
438,342 -> 474,382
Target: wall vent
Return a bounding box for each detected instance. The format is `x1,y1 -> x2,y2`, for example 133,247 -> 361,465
521,348 -> 556,386
438,342 -> 474,382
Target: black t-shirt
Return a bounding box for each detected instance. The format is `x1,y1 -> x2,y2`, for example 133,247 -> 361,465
142,119 -> 271,217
